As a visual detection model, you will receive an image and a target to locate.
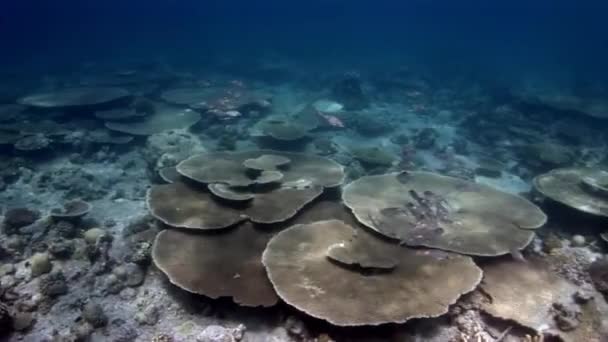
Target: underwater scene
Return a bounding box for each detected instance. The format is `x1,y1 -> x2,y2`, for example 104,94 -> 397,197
2,0 -> 608,341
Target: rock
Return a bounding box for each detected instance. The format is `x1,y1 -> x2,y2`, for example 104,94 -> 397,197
48,239 -> 75,259
0,302 -> 13,336
39,272 -> 69,297
196,325 -> 236,342
82,302 -> 108,328
127,241 -> 151,266
232,324 -> 246,341
144,130 -> 206,170
84,228 -> 106,244
30,252 -> 52,277
70,322 -> 94,341
119,288 -> 137,300
589,257 -> 608,294
542,233 -> 563,253
113,263 -> 145,287
3,208 -> 40,233
101,274 -> 124,295
18,293 -> 43,312
152,334 -> 174,342
574,285 -> 594,303
135,304 -> 160,326
552,302 -> 580,332
285,315 -> 308,338
0,263 -> 15,276
0,244 -> 9,260
12,311 -> 34,331
554,313 -> 580,331
571,235 -> 586,247
1,275 -> 16,290
54,221 -> 78,239
112,322 -> 139,342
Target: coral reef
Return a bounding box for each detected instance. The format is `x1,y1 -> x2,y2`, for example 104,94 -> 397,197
2,57 -> 608,342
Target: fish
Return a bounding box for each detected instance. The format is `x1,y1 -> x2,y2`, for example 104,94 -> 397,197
510,248 -> 527,263
317,111 -> 345,128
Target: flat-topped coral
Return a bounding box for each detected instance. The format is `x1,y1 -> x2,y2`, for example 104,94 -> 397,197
18,87 -> 130,108
105,103 -> 200,136
480,257 -> 608,341
177,150 -> 344,188
148,181 -> 323,229
50,200 -> 92,220
158,167 -> 181,183
534,168 -> 608,217
342,172 -> 546,256
207,183 -> 255,202
152,222 -> 278,307
262,220 -> 482,326
242,154 -> 291,171
148,150 -> 347,308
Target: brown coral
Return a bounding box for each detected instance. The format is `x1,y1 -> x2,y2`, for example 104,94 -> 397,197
342,172 -> 546,256
152,222 -> 278,307
263,220 -> 482,326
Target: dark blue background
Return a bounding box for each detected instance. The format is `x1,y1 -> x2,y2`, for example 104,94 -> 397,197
1,0 -> 607,84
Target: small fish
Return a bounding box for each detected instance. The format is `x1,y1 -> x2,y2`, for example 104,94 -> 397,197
317,112 -> 345,128
510,248 -> 527,263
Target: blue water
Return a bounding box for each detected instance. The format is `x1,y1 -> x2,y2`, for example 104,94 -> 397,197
2,0 -> 607,87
